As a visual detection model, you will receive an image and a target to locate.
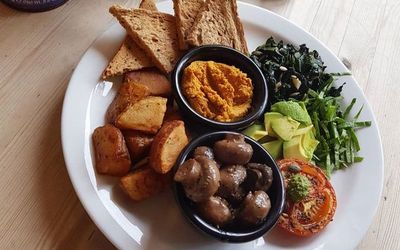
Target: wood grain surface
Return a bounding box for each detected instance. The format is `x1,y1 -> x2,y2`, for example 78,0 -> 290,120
0,0 -> 397,249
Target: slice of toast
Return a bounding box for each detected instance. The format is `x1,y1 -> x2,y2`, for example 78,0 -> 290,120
102,37 -> 153,79
139,0 -> 157,11
173,0 -> 205,50
101,0 -> 158,79
109,6 -> 181,73
186,0 -> 248,55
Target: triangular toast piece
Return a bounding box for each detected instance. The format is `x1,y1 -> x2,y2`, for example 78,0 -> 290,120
173,0 -> 205,50
139,0 -> 157,11
101,0 -> 158,79
102,37 -> 153,79
109,6 -> 181,73
186,0 -> 248,54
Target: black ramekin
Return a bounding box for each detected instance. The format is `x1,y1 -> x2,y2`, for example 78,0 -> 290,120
172,131 -> 285,243
171,46 -> 268,131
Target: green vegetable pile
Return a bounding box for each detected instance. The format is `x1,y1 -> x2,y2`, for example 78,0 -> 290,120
250,37 -> 371,177
251,37 -> 345,105
306,85 -> 371,177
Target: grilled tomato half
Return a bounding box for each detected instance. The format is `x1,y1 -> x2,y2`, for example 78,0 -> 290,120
277,159 -> 337,237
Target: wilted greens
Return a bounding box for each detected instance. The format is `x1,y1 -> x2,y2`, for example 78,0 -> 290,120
250,37 -> 346,105
251,37 -> 371,177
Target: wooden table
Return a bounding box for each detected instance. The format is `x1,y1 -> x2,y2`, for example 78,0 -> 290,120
0,0 -> 397,249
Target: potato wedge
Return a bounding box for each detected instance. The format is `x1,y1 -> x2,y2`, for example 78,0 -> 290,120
92,124 -> 131,176
106,81 -> 151,123
116,96 -> 167,133
125,68 -> 171,97
123,130 -> 154,162
149,120 -> 189,174
163,105 -> 183,122
120,167 -> 169,201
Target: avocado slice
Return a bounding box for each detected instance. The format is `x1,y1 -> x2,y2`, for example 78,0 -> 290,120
302,131 -> 319,158
271,116 -> 300,141
262,140 -> 283,159
271,101 -> 312,125
243,124 -> 268,141
253,130 -> 269,141
283,132 -> 319,161
294,124 -> 314,136
283,135 -> 308,161
264,112 -> 284,137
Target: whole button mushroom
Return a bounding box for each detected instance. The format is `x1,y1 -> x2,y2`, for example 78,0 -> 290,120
198,196 -> 233,227
194,146 -> 214,160
217,165 -> 247,204
213,134 -> 253,165
238,191 -> 271,226
244,163 -> 274,192
174,159 -> 201,186
174,156 -> 220,202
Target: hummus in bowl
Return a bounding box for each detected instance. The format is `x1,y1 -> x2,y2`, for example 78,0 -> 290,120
182,61 -> 254,122
171,45 -> 268,131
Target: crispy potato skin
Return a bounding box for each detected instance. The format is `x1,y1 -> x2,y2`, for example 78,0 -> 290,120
116,96 -> 167,133
106,81 -> 151,124
149,120 -> 189,174
120,167 -> 170,201
125,68 -> 172,97
92,124 -> 131,176
123,130 -> 154,162
163,105 -> 183,122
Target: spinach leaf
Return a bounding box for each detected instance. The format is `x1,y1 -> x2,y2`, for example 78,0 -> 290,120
251,37 -> 347,104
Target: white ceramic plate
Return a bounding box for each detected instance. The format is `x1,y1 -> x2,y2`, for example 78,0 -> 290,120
61,1 -> 384,249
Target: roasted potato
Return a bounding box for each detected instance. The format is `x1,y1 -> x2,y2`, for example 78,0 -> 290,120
92,124 -> 131,176
116,96 -> 167,134
120,167 -> 170,201
106,81 -> 151,123
149,120 -> 189,174
163,105 -> 183,122
123,130 -> 154,162
125,68 -> 171,97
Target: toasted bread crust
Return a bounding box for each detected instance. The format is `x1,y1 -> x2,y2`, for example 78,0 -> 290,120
173,0 -> 205,50
139,0 -> 157,11
186,0 -> 248,54
101,2 -> 158,79
231,0 -> 248,54
109,6 -> 181,73
101,37 -> 153,79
